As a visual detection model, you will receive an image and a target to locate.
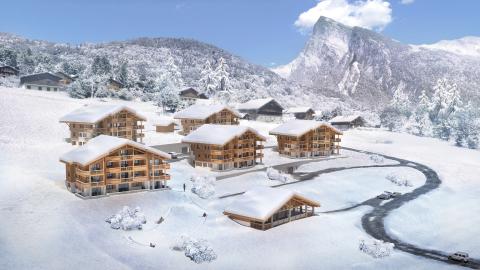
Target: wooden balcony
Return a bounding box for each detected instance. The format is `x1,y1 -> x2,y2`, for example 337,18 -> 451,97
152,163 -> 170,169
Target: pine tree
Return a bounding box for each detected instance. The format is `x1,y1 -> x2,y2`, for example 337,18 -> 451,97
214,57 -> 230,91
91,55 -> 112,76
430,78 -> 461,140
199,60 -> 216,97
453,102 -> 479,148
117,62 -> 129,87
407,90 -> 433,136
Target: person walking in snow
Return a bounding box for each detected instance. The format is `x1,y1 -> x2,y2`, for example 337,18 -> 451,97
183,183 -> 186,192
202,212 -> 207,219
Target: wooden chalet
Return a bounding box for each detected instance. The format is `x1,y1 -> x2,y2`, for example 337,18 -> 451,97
174,104 -> 241,135
181,124 -> 265,171
179,87 -> 208,104
20,72 -> 62,91
237,98 -> 284,122
60,135 -> 171,198
154,117 -> 176,133
269,120 -> 342,158
329,115 -> 366,129
0,65 -> 19,77
54,71 -> 75,85
107,78 -> 124,91
223,187 -> 320,230
285,107 -> 315,120
59,104 -> 146,146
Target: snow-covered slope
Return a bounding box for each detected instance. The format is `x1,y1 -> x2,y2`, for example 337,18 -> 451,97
416,36 -> 480,58
273,17 -> 480,108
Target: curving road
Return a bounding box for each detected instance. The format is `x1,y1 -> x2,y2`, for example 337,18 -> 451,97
219,147 -> 480,269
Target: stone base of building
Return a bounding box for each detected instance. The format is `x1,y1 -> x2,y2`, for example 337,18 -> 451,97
66,180 -> 169,199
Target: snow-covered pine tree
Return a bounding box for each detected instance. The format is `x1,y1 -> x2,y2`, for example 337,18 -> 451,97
91,55 -> 112,76
380,87 -> 411,131
430,78 -> 462,141
117,62 -> 129,87
453,102 -> 479,148
199,60 -> 216,97
406,90 -> 433,136
214,57 -> 230,91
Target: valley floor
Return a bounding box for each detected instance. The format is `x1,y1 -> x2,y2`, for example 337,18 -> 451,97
0,87 -> 478,269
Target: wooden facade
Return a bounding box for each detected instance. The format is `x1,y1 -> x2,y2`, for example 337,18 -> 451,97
179,87 -> 208,104
155,123 -> 175,133
175,107 -> 240,135
271,125 -> 342,158
61,108 -> 145,146
238,98 -> 284,122
224,193 -> 319,230
62,143 -> 170,198
107,78 -> 124,91
329,115 -> 366,129
0,65 -> 19,77
184,128 -> 265,171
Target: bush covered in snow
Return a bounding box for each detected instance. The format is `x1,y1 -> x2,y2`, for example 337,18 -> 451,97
190,175 -> 216,199
386,173 -> 413,187
172,235 -> 217,264
359,239 -> 394,259
266,167 -> 291,183
369,154 -> 385,164
105,206 -> 146,230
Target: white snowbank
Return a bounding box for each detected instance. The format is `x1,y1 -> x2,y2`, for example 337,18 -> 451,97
172,235 -> 217,264
369,154 -> 385,164
386,173 -> 413,187
359,239 -> 394,259
266,167 -> 291,183
191,175 -> 216,199
105,206 -> 147,230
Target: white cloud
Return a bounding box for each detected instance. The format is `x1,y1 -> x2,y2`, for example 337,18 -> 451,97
294,0 -> 392,32
400,0 -> 415,4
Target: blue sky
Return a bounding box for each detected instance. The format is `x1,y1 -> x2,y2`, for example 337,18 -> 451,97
0,0 -> 479,67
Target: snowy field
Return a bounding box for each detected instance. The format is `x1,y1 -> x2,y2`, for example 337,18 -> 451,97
0,87 -> 470,269
343,128 -> 480,259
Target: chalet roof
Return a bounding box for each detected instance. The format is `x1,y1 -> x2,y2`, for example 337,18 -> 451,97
173,104 -> 241,120
269,119 -> 342,137
60,135 -> 170,166
20,72 -> 62,86
237,98 -> 283,111
153,116 -> 176,126
181,124 -> 265,146
223,186 -> 320,222
180,87 -> 199,95
108,78 -> 124,87
329,115 -> 363,124
54,71 -> 74,80
0,65 -> 20,72
285,107 -> 315,114
59,104 -> 146,124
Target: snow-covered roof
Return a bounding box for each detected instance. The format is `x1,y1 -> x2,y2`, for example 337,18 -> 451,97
223,186 -> 320,222
329,115 -> 363,124
285,107 -> 314,114
60,135 -> 170,166
181,124 -> 266,146
153,116 -> 176,126
269,119 -> 342,137
237,98 -> 275,110
173,104 -> 241,120
59,104 -> 146,123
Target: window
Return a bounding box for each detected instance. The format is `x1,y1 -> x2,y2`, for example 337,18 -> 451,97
121,161 -> 128,167
47,87 -> 50,91
72,141 -> 76,145
107,161 -> 114,168
26,85 -> 31,89
38,86 -> 42,90
53,87 -> 57,91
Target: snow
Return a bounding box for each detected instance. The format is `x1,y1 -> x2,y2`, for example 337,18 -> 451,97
284,107 -> 313,114
223,186 -> 319,222
181,124 -> 266,146
152,116 -> 176,126
173,104 -> 240,120
105,206 -> 147,230
416,36 -> 480,58
359,239 -> 395,259
237,98 -> 274,110
0,87 -> 468,269
269,119 -> 342,136
59,104 -> 146,123
329,114 -> 362,123
190,175 -> 216,199
60,135 -> 170,165
172,235 -> 218,264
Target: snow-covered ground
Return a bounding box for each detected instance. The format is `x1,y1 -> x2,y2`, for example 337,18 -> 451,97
0,87 -> 469,269
343,128 -> 480,259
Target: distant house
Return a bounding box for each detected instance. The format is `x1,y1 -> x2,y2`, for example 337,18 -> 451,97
269,120 -> 342,158
179,87 -> 208,104
107,78 -> 124,91
60,135 -> 171,198
223,186 -> 320,230
174,104 -> 241,135
20,72 -> 62,91
285,107 -> 315,120
329,115 -> 366,129
154,117 -> 176,133
54,71 -> 75,85
59,104 -> 146,146
237,98 -> 284,122
0,65 -> 19,77
182,124 -> 265,171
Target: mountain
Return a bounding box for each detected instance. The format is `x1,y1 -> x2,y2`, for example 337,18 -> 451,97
416,36 -> 480,58
0,32 -> 343,109
273,17 -> 480,108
